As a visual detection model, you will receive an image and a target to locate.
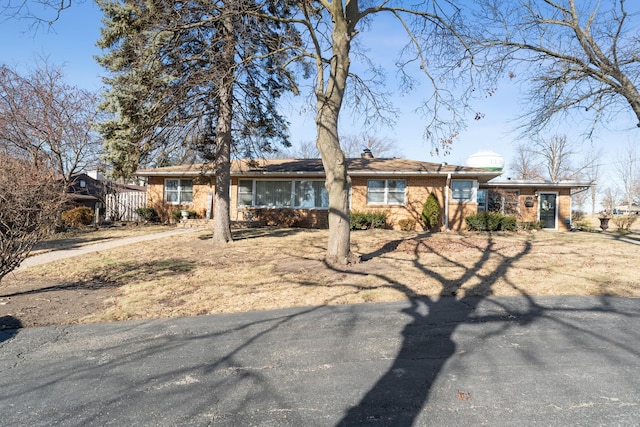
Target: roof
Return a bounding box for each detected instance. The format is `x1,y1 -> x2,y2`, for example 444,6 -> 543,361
136,158 -> 501,181
484,179 -> 595,188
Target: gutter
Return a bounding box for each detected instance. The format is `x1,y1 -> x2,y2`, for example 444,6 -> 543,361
445,173 -> 451,231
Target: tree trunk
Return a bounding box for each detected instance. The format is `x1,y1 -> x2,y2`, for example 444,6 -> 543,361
315,3 -> 358,265
211,4 -> 235,245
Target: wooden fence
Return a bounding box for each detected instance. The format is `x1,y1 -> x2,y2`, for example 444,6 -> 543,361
105,192 -> 148,222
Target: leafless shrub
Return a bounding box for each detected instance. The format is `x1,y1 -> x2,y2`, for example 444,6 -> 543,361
612,215 -> 638,231
0,153 -> 67,282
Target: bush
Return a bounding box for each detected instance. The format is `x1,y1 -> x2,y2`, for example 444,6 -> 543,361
398,218 -> 416,231
350,211 -> 387,230
573,220 -> 595,232
465,212 -> 517,232
612,215 -> 638,231
501,215 -> 517,231
171,209 -> 199,222
518,221 -> 543,231
572,211 -> 586,222
420,193 -> 440,230
61,206 -> 94,228
466,212 -> 502,231
171,210 -> 183,222
136,207 -> 159,222
252,208 -> 305,227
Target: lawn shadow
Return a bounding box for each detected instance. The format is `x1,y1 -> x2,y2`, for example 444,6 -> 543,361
198,227 -> 308,241
0,316 -> 23,336
0,259 -> 198,299
331,233 -> 640,424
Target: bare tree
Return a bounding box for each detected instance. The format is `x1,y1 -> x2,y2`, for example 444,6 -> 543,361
615,142 -> 639,213
289,134 -> 401,159
509,143 -> 544,180
0,152 -> 67,283
271,1 -> 491,264
578,147 -> 603,214
475,0 -> 640,135
0,61 -> 101,187
340,134 -> 402,158
531,135 -> 579,181
601,186 -> 620,214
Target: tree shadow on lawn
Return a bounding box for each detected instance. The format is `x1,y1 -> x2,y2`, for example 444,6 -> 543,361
3,233 -> 639,425
328,234 -> 639,425
0,316 -> 22,341
198,227 -> 306,241
0,259 -> 197,300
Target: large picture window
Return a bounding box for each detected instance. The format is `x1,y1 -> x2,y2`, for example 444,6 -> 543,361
367,179 -> 406,205
165,179 -> 193,204
451,180 -> 477,202
238,179 -> 328,209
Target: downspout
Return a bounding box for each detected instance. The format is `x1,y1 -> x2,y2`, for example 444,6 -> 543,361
445,173 -> 451,231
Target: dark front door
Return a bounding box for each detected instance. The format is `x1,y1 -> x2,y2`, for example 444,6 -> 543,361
539,193 -> 557,229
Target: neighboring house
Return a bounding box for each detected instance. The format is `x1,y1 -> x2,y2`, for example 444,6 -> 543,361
135,155 -> 593,231
66,172 -> 104,211
67,172 -> 147,222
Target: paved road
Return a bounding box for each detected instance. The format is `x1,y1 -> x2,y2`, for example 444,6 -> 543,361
1,296 -> 638,426
17,228 -> 201,270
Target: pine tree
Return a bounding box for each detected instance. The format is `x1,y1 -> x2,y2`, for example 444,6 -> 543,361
96,0 -> 299,243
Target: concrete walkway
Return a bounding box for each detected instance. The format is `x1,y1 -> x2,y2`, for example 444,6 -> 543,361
17,228 -> 202,270
1,296 -> 639,426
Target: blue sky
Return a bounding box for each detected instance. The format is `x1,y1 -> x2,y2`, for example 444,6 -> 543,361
1,1 -> 637,187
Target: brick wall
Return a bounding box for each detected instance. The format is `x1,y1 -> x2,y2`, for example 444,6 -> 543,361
147,176 -> 214,223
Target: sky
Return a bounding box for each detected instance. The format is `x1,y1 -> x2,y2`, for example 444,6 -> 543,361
1,1 -> 638,191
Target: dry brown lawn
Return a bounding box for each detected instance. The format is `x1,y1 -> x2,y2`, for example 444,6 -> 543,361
1,226 -> 639,329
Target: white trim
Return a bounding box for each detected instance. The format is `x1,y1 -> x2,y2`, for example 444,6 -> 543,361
164,178 -> 194,205
451,179 -> 478,203
366,179 -> 407,206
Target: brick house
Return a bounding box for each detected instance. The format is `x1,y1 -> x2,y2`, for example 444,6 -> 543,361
135,157 -> 592,231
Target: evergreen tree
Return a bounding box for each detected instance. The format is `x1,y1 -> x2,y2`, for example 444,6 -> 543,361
96,0 -> 299,243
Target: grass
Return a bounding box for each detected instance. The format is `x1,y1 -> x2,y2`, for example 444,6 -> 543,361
3,226 -> 638,328
31,224 -> 172,254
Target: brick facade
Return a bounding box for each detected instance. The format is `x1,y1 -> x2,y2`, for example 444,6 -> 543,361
140,159 -> 587,232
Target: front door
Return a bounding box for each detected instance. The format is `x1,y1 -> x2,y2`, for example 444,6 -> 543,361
539,193 -> 557,229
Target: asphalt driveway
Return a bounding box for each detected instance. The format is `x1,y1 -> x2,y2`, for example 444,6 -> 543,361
1,296 -> 638,426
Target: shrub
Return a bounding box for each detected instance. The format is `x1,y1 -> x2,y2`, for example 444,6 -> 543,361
350,211 -> 387,230
572,211 -> 586,222
252,208 -> 305,227
171,210 -> 183,222
573,220 -> 594,232
398,218 -> 416,231
518,221 -> 543,231
420,193 -> 440,230
466,212 -> 502,231
612,215 -> 638,231
136,207 -> 159,222
466,212 -> 517,232
61,206 -> 94,228
501,215 -> 517,231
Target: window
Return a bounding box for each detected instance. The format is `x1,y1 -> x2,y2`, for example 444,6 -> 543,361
294,180 -> 329,208
488,189 -> 520,215
256,181 -> 292,207
238,179 -> 328,209
367,180 -> 406,205
238,180 -> 254,207
451,180 -> 476,202
165,179 -> 193,204
477,189 -> 487,211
